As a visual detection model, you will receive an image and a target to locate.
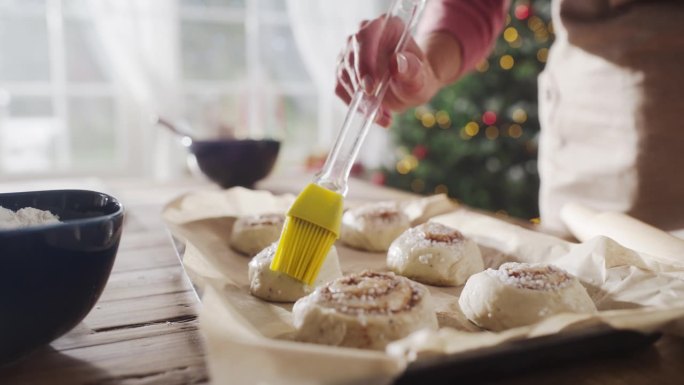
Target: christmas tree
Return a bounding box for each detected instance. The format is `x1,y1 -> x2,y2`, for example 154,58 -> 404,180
377,0 -> 553,220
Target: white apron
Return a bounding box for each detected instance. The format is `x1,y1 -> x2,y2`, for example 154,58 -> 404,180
538,0 -> 684,236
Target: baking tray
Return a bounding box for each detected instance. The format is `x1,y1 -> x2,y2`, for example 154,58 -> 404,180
167,233 -> 660,384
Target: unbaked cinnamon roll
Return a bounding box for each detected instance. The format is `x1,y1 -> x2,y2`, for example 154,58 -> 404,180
292,271 -> 438,350
248,243 -> 342,303
387,222 -> 484,286
459,262 -> 597,331
340,202 -> 410,252
230,213 -> 285,256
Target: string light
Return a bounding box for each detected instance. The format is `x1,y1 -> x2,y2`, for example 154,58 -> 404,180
412,144 -> 428,159
459,128 -> 473,140
435,110 -> 450,128
371,171 -> 386,185
537,47 -> 549,62
509,38 -> 523,49
514,3 -> 530,20
512,108 -> 527,123
396,160 -> 410,175
530,217 -> 541,224
534,30 -> 549,43
396,154 -> 419,175
527,16 -> 544,32
406,155 -> 418,168
482,111 -> 497,125
421,113 -> 436,128
547,21 -> 554,34
414,106 -> 429,120
411,179 -> 425,193
434,184 -> 448,195
485,126 -> 499,140
464,121 -> 479,136
499,55 -> 515,70
475,60 -> 489,72
503,27 -> 519,43
508,124 -> 523,138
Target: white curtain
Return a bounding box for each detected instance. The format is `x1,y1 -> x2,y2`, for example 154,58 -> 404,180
87,0 -> 185,179
287,0 -> 392,169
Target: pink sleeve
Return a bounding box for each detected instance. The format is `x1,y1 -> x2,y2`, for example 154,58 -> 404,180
418,0 -> 510,79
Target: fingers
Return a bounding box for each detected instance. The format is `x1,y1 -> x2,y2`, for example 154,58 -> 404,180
375,108 -> 393,128
388,52 -> 426,105
335,38 -> 356,105
335,15 -> 430,127
335,17 -> 382,105
352,20 -> 382,94
334,82 -> 352,106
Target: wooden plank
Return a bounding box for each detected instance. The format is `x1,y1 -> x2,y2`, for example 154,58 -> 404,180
83,290 -> 199,332
117,231 -> 172,252
52,317 -> 199,351
0,330 -> 207,385
99,265 -> 193,303
112,244 -> 181,273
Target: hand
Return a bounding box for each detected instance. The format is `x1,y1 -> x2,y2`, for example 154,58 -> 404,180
335,16 -> 444,127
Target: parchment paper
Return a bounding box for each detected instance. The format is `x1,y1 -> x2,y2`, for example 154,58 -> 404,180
162,187 -> 684,385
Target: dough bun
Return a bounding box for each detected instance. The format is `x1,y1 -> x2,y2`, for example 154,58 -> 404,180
248,243 -> 342,302
230,213 -> 285,256
292,271 -> 438,350
387,222 -> 484,286
459,262 -> 597,331
340,202 -> 410,252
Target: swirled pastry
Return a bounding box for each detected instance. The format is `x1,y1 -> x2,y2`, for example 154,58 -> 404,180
340,202 -> 410,252
387,222 -> 484,286
292,271 -> 438,350
248,243 -> 342,302
230,213 -> 285,256
459,262 -> 597,331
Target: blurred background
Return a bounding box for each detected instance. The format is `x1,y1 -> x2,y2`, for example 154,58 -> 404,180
0,0 -> 551,220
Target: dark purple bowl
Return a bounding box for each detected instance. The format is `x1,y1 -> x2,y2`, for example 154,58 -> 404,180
187,138 -> 280,188
0,190 -> 124,365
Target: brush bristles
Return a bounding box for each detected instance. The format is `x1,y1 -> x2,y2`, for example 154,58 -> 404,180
271,216 -> 337,285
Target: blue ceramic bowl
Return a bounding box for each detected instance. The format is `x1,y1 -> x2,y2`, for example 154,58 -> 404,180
0,190 -> 124,365
187,138 -> 280,188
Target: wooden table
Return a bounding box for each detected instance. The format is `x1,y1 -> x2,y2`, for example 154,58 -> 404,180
1,175 -> 683,385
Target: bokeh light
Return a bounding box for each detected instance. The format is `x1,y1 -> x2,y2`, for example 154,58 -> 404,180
434,184 -> 448,195
508,124 -> 523,138
475,60 -> 489,72
410,178 -> 425,193
503,27 -> 519,43
527,16 -> 544,32
482,111 -> 497,125
421,113 -> 436,128
512,108 -> 528,123
537,47 -> 549,62
435,110 -> 450,128
500,55 -> 515,70
465,121 -> 480,136
485,126 -> 500,140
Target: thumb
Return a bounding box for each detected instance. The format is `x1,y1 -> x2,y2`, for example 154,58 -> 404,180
388,52 -> 428,105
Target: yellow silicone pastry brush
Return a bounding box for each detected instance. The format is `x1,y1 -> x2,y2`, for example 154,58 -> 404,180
270,0 -> 426,285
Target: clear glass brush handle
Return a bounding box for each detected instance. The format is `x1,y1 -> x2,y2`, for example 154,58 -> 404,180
314,0 -> 426,196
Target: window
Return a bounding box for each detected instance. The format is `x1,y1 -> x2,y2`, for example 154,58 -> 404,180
179,0 -> 318,166
0,0 -> 332,178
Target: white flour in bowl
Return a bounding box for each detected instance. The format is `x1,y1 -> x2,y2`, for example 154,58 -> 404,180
0,206 -> 61,230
